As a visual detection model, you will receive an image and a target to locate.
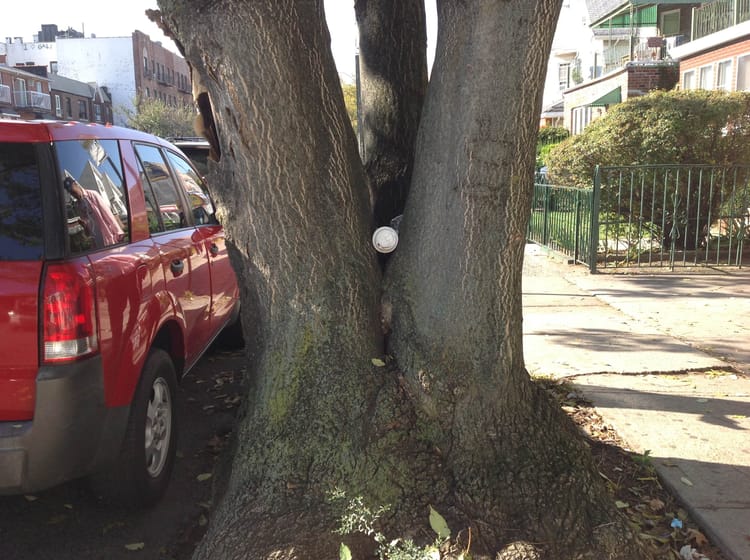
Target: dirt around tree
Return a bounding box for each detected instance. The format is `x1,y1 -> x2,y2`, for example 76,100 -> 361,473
0,354 -> 726,559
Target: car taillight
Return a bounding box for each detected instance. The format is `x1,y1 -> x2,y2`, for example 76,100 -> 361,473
42,262 -> 99,363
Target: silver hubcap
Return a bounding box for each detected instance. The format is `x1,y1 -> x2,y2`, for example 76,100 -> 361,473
144,377 -> 172,478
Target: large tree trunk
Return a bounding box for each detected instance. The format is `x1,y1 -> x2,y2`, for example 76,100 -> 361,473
154,1 -> 645,558
355,0 -> 427,227
384,2 -> 641,555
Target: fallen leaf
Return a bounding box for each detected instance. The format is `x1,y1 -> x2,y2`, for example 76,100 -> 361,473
687,528 -> 708,546
102,521 -> 125,534
615,500 -> 629,509
649,498 -> 665,512
680,477 -> 694,487
24,495 -> 38,502
196,473 -> 213,482
124,542 -> 145,551
371,358 -> 386,367
429,506 -> 450,539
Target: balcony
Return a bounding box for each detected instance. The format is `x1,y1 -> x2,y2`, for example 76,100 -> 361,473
14,90 -> 51,111
0,84 -> 11,105
602,35 -> 684,75
692,0 -> 750,40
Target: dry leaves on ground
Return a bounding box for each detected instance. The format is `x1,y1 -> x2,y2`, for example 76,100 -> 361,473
538,377 -> 726,560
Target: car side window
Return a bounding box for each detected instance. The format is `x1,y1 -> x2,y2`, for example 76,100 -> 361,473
134,144 -> 190,234
55,139 -> 128,254
165,151 -> 216,226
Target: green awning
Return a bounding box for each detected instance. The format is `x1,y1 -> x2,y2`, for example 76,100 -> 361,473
588,87 -> 622,107
631,0 -> 694,4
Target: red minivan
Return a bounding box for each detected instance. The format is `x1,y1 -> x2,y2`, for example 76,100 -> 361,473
0,120 -> 240,506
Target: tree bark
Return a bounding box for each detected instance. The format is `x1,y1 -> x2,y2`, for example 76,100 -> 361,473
355,0 -> 427,227
383,2 -> 642,555
154,1 -> 646,558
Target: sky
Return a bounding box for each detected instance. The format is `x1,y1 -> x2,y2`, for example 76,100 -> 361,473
0,0 -> 436,83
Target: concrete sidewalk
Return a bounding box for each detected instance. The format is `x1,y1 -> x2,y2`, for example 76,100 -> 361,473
522,244 -> 750,560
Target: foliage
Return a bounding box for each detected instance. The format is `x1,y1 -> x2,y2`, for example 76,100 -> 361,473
333,492 -> 462,560
537,126 -> 570,146
546,90 -> 750,248
546,89 -> 750,187
123,97 -> 196,138
341,82 -> 359,135
536,126 -> 569,169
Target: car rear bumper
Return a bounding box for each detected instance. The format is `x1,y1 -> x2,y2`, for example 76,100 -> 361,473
0,355 -> 129,494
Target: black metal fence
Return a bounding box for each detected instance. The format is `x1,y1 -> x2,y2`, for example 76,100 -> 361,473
528,165 -> 749,271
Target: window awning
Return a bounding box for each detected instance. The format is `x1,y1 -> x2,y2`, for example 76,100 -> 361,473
631,0 -> 692,4
588,87 -> 622,107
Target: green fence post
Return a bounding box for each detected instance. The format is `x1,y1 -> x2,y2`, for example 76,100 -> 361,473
573,190 -> 581,263
590,166 -> 601,273
542,185 -> 550,245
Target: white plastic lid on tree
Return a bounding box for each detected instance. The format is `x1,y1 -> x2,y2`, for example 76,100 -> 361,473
372,226 -> 399,253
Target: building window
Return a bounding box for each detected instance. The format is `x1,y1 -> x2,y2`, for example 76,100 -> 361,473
716,60 -> 732,91
558,63 -> 570,90
737,55 -> 750,91
50,61 -> 58,74
571,105 -> 593,135
660,9 -> 680,37
698,64 -> 714,90
55,95 -> 62,117
95,104 -> 102,122
66,97 -> 72,118
79,100 -> 88,120
683,70 -> 695,90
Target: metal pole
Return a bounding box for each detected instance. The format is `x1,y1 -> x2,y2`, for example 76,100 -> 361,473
590,166 -> 602,273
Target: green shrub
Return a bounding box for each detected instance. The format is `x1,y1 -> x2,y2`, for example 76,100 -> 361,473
546,89 -> 750,186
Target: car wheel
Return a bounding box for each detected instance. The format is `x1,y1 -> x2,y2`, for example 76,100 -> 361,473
90,348 -> 178,508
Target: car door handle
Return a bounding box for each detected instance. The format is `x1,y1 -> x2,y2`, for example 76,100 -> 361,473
209,243 -> 220,256
170,259 -> 184,276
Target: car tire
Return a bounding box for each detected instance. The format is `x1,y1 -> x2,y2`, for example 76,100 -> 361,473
90,348 -> 178,508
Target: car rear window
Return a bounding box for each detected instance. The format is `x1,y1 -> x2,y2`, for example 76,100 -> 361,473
0,142 -> 44,261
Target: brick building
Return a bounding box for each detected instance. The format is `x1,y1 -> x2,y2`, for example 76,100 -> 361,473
1,25 -> 192,125
0,57 -> 51,119
563,60 -> 679,133
672,22 -> 750,92
49,74 -> 113,124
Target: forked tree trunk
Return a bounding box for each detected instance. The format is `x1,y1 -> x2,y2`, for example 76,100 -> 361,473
355,0 -> 427,227
154,1 -> 645,558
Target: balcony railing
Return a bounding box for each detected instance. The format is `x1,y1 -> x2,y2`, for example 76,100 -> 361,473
602,35 -> 684,75
14,90 -> 51,111
0,84 -> 11,105
692,0 -> 750,40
